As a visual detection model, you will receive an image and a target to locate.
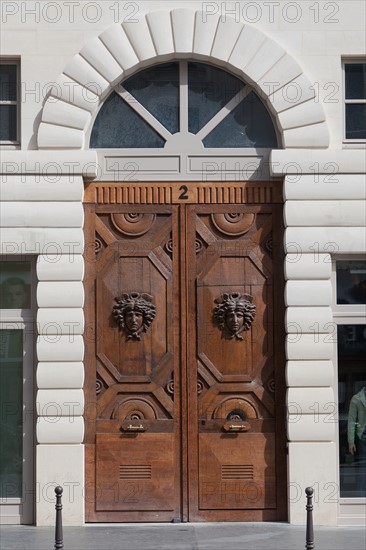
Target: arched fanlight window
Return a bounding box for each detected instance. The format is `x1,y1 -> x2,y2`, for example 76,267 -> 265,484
90,61 -> 278,149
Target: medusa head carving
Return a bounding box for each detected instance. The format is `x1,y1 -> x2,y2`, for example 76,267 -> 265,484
113,292 -> 156,341
213,292 -> 256,340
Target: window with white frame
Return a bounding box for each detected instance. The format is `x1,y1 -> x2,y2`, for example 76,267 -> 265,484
343,61 -> 366,142
0,61 -> 19,145
334,259 -> 366,499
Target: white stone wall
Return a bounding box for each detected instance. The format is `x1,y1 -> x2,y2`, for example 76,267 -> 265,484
1,0 -> 365,527
271,154 -> 366,524
0,155 -> 96,525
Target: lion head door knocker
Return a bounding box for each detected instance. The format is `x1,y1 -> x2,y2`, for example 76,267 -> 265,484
113,292 -> 156,341
213,292 -> 256,340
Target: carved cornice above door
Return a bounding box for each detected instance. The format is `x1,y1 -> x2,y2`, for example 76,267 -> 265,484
84,181 -> 283,205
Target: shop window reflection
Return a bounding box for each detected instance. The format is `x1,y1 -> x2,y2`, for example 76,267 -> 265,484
338,324 -> 366,497
336,260 -> 366,305
0,261 -> 31,309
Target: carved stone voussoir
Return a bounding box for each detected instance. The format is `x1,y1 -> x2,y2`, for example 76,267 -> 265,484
213,292 -> 256,340
113,292 -> 156,340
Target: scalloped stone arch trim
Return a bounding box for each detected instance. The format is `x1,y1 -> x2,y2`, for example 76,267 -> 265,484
37,8 -> 329,150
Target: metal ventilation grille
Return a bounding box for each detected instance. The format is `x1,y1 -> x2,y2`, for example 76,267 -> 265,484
221,465 -> 254,480
119,465 -> 152,480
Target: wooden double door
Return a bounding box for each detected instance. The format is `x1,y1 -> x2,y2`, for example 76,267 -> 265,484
84,182 -> 286,522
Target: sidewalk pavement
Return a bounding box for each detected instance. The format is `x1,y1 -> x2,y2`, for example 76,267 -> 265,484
1,523 -> 366,550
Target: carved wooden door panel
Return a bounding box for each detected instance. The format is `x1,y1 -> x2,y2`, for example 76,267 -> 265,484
84,182 -> 286,523
186,204 -> 286,521
84,204 -> 182,522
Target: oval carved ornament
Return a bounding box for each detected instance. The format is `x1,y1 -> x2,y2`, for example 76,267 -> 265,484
211,212 -> 255,236
111,213 -> 155,236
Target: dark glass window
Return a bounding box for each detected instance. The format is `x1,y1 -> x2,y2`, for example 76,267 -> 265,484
0,64 -> 18,142
338,324 -> 366,498
0,330 -> 23,497
123,63 -> 179,134
345,104 -> 366,140
90,92 -> 166,149
345,63 -> 366,100
0,261 -> 31,309
188,62 -> 243,134
203,92 -> 277,148
344,63 -> 366,141
0,65 -> 17,102
0,105 -> 17,141
336,260 -> 366,305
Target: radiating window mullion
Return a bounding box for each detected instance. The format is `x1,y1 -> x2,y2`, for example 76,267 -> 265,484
116,86 -> 172,141
179,61 -> 188,134
196,86 -> 251,140
90,60 -> 278,149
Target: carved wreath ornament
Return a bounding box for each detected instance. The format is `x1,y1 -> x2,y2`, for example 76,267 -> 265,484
213,292 -> 256,340
113,292 -> 156,341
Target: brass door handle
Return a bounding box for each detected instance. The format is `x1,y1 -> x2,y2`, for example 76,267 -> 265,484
223,421 -> 250,432
121,424 -> 147,432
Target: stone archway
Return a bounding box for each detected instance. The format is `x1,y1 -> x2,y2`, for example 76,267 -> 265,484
37,8 -> 329,150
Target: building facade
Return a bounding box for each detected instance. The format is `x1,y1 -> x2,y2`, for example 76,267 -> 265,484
0,0 -> 365,527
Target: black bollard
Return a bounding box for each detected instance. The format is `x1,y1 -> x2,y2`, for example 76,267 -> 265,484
54,486 -> 64,550
305,486 -> 315,550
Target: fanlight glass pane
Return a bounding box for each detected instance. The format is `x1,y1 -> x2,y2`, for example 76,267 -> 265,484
188,62 -> 244,134
0,329 -> 23,498
345,63 -> 366,100
203,92 -> 277,148
90,93 -> 165,148
123,63 -> 179,134
90,62 -> 279,149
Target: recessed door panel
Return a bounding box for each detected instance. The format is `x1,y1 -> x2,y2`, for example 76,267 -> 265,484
96,433 -> 176,512
199,433 -> 276,509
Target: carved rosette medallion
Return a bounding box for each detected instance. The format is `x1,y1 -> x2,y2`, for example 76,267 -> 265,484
195,237 -> 204,254
111,213 -> 155,236
113,292 -> 156,340
265,235 -> 273,256
96,378 -> 104,395
166,379 -> 174,395
211,213 -> 255,236
213,292 -> 256,340
95,238 -> 103,254
165,238 -> 173,256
